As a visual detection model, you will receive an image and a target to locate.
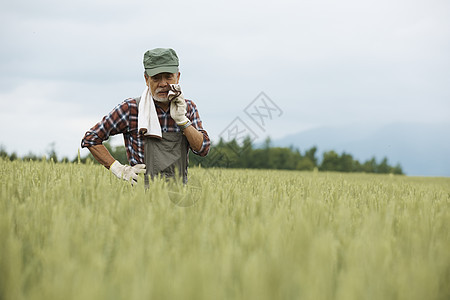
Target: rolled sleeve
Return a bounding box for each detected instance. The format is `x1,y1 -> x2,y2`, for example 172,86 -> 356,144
187,99 -> 210,157
81,101 -> 130,148
191,129 -> 210,156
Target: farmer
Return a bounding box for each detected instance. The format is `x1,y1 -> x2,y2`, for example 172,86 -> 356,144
81,48 -> 210,184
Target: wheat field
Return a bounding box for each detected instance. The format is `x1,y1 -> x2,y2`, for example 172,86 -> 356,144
1,159 -> 449,300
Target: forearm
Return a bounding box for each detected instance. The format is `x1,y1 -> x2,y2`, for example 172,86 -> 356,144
183,125 -> 204,152
87,144 -> 116,169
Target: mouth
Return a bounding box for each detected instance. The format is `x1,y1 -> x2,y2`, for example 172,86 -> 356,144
153,89 -> 170,102
156,92 -> 169,99
156,89 -> 169,95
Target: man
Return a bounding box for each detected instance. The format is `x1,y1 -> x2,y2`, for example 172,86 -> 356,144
81,48 -> 210,184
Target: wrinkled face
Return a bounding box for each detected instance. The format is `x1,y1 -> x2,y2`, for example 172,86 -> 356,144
146,72 -> 180,102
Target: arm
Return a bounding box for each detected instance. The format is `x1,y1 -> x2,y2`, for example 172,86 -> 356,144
81,99 -> 142,169
81,99 -> 146,183
81,101 -> 131,161
83,129 -> 146,183
168,87 -> 210,156
87,144 -> 115,169
185,100 -> 210,156
88,143 -> 145,183
182,125 -> 204,152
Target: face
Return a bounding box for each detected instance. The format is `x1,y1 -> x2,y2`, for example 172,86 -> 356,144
146,72 -> 180,102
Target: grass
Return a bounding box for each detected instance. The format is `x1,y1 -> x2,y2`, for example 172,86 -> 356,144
1,159 -> 449,300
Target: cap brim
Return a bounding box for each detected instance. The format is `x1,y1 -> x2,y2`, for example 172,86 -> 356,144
145,66 -> 179,77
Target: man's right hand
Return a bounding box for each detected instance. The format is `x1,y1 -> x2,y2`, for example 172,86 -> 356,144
110,160 -> 146,184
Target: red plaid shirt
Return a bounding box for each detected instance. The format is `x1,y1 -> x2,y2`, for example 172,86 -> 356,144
81,98 -> 210,165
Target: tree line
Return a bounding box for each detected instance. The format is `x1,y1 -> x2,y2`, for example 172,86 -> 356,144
0,143 -> 123,165
188,137 -> 404,174
1,137 -> 403,175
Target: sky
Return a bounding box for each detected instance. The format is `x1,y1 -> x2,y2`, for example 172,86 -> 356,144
1,0 -> 449,161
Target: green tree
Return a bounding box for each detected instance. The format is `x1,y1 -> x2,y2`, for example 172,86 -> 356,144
304,146 -> 318,167
0,146 -> 9,160
377,157 -> 390,174
362,157 -> 377,173
296,157 -> 315,171
110,145 -> 128,165
239,136 -> 254,168
338,152 -> 355,172
320,151 -> 340,171
392,163 -> 404,175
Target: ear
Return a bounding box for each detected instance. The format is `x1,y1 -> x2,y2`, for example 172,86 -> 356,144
144,73 -> 150,87
176,72 -> 181,84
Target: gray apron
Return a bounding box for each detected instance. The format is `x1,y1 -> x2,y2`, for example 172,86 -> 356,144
143,132 -> 189,187
135,96 -> 189,187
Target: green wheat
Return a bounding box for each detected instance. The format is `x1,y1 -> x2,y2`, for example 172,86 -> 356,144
1,159 -> 449,300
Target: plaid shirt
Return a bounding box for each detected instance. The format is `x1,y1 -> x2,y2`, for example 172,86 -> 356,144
81,98 -> 210,165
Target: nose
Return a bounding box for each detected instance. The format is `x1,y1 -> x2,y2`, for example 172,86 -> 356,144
158,78 -> 168,87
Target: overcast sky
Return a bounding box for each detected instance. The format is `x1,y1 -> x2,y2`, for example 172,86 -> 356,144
1,0 -> 449,159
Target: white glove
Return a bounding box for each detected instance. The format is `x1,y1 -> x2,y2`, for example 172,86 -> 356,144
110,160 -> 146,184
169,84 -> 190,126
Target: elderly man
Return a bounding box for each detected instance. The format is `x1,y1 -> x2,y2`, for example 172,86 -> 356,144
81,48 -> 210,184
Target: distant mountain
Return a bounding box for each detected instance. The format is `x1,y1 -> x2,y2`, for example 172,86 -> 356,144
273,122 -> 450,177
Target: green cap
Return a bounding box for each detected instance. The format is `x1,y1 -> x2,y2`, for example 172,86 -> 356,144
143,48 -> 179,77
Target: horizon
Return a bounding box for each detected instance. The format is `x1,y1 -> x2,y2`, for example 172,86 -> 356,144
2,120 -> 449,177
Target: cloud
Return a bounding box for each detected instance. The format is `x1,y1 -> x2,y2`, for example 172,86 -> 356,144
0,0 -> 449,160
0,78 -> 143,158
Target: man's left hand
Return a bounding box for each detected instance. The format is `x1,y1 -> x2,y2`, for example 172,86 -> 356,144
169,84 -> 190,126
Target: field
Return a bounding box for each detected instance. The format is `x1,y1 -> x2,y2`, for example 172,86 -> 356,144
1,159 -> 449,300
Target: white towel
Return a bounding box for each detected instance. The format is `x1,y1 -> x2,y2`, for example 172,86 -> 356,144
137,86 -> 162,139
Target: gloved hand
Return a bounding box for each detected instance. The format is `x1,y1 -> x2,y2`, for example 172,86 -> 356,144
110,160 -> 146,184
169,84 -> 190,126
